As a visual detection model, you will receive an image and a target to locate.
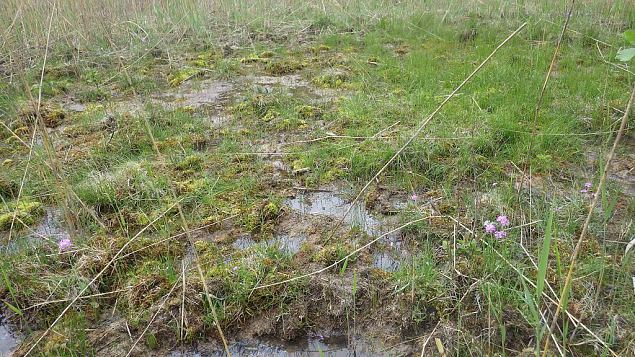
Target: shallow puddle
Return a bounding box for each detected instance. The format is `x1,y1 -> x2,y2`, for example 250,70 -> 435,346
233,234 -> 256,250
285,192 -> 384,237
0,318 -> 20,356
4,207 -> 70,251
248,75 -> 310,90
32,207 -> 71,241
267,234 -> 306,254
169,334 -> 382,357
232,233 -> 306,255
372,251 -> 401,272
285,191 -> 406,271
246,75 -> 338,104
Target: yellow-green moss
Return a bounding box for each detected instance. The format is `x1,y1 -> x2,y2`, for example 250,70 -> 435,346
265,58 -> 306,75
174,154 -> 204,171
312,73 -> 349,88
240,54 -> 270,64
296,105 -> 321,119
168,68 -> 201,87
0,200 -> 44,230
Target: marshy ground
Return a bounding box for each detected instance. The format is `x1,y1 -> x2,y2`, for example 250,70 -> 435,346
1,1 -> 635,356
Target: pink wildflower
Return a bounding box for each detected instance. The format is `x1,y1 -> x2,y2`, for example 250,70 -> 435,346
494,231 -> 507,239
484,221 -> 497,234
496,215 -> 510,227
58,238 -> 72,251
411,193 -> 418,201
580,182 -> 592,193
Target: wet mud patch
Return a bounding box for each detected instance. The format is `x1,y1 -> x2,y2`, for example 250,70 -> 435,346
159,80 -> 234,108
60,78 -> 235,127
241,75 -> 342,105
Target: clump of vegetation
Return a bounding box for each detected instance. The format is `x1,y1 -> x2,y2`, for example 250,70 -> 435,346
232,93 -> 282,120
296,105 -> 321,119
0,174 -> 18,198
16,101 -> 66,128
265,58 -> 306,75
74,161 -> 168,213
168,68 -> 201,86
188,51 -> 219,67
240,52 -> 272,64
0,200 -> 44,230
312,72 -> 349,88
242,198 -> 284,235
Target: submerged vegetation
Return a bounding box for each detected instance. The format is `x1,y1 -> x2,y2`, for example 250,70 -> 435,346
1,0 -> 634,356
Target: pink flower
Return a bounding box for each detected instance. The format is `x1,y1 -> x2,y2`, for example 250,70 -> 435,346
580,182 -> 592,193
58,238 -> 72,251
494,231 -> 507,239
411,193 -> 418,201
496,215 -> 510,227
484,221 -> 497,234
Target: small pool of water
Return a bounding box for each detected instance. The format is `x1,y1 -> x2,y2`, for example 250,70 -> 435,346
232,233 -> 307,256
285,192 -> 385,237
286,191 -> 408,271
267,234 -> 306,254
372,252 -> 401,272
169,334 -> 382,357
0,318 -> 20,356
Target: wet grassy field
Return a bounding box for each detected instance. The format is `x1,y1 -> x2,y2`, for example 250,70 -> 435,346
1,1 -> 635,356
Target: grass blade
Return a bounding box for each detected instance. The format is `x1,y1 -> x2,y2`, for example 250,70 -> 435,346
536,210 -> 554,301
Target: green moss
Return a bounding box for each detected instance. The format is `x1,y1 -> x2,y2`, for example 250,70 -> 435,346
174,154 -> 204,171
188,51 -> 219,68
240,53 -> 270,64
265,58 -> 306,75
232,94 -> 281,120
242,198 -> 283,234
312,242 -> 354,266
312,72 -> 349,88
296,105 -> 321,119
310,44 -> 331,53
168,68 -> 201,87
259,50 -> 275,58
0,200 -> 44,231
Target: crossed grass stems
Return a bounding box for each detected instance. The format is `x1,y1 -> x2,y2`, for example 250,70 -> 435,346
3,5 -> 632,357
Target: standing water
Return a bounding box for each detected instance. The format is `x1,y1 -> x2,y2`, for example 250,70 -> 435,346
285,191 -> 406,271
169,334 -> 382,356
0,317 -> 20,356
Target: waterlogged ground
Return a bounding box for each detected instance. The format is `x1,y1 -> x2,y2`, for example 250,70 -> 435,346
1,9 -> 635,357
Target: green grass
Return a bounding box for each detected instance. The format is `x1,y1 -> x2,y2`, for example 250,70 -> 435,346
0,1 -> 634,355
